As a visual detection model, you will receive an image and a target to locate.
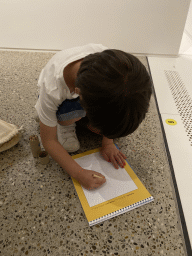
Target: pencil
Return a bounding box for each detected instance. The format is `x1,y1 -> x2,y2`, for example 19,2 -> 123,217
93,174 -> 104,179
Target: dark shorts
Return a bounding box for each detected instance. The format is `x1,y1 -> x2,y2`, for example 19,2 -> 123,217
56,97 -> 86,122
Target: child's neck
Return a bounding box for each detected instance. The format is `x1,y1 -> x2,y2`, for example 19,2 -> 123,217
63,59 -> 83,93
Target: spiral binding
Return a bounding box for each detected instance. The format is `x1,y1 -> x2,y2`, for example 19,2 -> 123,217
89,196 -> 154,226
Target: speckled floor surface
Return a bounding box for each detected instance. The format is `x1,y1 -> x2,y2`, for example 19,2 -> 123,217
0,50 -> 187,256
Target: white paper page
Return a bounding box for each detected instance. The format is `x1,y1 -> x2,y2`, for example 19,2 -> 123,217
74,152 -> 138,207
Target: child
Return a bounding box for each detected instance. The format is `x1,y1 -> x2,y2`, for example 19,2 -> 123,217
35,44 -> 152,191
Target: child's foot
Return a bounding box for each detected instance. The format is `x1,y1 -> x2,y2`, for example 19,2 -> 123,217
57,123 -> 80,152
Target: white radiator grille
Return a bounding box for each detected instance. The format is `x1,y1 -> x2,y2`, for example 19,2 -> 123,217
164,70 -> 192,145
148,56 -> 192,249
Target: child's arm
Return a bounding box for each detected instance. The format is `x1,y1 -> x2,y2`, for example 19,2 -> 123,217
40,121 -> 82,178
39,121 -> 106,190
102,136 -> 113,146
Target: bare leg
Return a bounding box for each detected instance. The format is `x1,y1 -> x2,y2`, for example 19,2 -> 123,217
58,117 -> 82,126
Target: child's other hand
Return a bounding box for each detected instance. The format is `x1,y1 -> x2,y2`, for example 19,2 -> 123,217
100,144 -> 127,169
76,168 -> 106,191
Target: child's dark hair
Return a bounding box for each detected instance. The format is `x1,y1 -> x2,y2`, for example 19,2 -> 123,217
75,49 -> 152,139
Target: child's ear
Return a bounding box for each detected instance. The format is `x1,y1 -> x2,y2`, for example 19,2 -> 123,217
75,87 -> 81,95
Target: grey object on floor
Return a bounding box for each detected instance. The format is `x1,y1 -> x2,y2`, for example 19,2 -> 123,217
0,50 -> 187,256
38,150 -> 50,165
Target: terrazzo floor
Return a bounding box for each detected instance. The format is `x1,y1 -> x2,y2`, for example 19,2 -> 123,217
0,50 -> 188,256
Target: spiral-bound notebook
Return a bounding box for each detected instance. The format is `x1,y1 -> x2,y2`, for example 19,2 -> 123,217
71,144 -> 154,226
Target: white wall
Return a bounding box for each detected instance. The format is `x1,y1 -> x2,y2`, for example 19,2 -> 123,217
179,0 -> 192,55
0,0 -> 191,55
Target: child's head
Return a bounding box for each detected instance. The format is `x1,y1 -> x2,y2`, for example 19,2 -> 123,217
75,49 -> 152,139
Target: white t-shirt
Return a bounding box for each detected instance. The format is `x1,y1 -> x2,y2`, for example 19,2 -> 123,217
35,43 -> 108,127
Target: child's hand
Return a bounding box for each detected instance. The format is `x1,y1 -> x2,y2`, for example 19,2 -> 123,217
76,168 -> 106,191
100,144 -> 127,169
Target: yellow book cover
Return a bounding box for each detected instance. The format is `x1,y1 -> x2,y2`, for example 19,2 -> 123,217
71,144 -> 154,226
